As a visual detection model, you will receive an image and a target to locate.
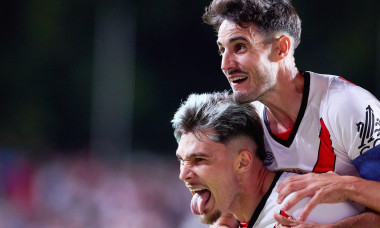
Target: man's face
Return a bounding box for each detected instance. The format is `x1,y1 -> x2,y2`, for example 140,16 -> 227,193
176,132 -> 239,224
217,20 -> 277,103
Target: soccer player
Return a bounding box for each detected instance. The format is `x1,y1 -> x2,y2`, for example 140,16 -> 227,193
172,92 -> 361,228
201,0 -> 380,227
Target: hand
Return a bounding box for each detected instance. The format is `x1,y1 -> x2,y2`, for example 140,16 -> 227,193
274,213 -> 331,228
276,172 -> 349,221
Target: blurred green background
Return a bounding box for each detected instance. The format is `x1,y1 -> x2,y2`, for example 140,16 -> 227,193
0,0 -> 379,158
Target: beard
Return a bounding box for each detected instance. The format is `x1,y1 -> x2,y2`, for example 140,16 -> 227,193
232,70 -> 276,104
200,209 -> 222,224
233,89 -> 256,104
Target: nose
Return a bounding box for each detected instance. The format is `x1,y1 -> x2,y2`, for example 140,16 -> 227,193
221,50 -> 235,73
179,162 -> 193,182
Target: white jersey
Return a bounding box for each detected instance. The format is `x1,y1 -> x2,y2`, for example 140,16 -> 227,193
245,172 -> 361,228
248,172 -> 291,228
253,71 -> 380,179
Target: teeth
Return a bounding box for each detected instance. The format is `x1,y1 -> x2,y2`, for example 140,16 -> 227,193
188,187 -> 206,195
230,76 -> 247,82
189,187 -> 205,192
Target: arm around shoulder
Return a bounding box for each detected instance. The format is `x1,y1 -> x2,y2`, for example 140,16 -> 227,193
343,175 -> 380,213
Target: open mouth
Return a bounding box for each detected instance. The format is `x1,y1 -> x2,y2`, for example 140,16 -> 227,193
230,76 -> 248,84
189,188 -> 211,215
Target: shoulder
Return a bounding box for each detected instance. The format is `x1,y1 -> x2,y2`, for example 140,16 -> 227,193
251,101 -> 264,109
251,101 -> 265,117
313,73 -> 379,120
311,73 -> 380,157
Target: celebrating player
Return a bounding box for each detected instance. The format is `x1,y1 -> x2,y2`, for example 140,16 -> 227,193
172,92 -> 361,227
201,0 -> 380,227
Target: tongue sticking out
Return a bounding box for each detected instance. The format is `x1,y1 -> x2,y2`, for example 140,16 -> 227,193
191,190 -> 211,215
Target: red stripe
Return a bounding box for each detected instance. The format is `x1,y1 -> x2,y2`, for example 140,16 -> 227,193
239,222 -> 249,228
338,77 -> 357,86
280,210 -> 291,218
272,126 -> 293,141
313,118 -> 336,173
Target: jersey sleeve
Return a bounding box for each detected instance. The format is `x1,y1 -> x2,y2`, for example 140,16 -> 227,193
323,78 -> 380,179
352,145 -> 380,181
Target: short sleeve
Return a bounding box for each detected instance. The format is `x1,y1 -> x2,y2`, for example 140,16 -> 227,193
323,78 -> 380,179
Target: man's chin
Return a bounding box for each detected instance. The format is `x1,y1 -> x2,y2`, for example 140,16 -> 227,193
199,210 -> 222,225
233,92 -> 255,104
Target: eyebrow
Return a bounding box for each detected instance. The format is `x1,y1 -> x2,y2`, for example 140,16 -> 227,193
176,152 -> 211,160
217,36 -> 249,46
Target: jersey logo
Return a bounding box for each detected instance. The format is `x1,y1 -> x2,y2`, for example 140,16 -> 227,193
263,150 -> 275,167
313,118 -> 336,173
356,105 -> 380,155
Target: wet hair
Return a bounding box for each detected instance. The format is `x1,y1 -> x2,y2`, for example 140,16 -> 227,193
172,91 -> 265,160
202,0 -> 302,48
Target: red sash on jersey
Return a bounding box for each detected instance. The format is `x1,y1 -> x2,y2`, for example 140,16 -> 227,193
313,118 -> 336,172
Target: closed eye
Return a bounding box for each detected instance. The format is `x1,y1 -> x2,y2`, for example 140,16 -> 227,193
177,152 -> 210,165
194,157 -> 205,163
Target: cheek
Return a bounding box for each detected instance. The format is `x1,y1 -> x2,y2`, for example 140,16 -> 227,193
215,165 -> 236,186
239,55 -> 264,73
240,55 -> 256,67
212,174 -> 237,203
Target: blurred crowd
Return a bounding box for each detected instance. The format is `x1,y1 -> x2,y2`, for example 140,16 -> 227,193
0,150 -> 208,228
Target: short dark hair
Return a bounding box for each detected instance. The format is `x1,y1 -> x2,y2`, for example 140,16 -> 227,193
172,91 -> 266,160
203,0 -> 302,48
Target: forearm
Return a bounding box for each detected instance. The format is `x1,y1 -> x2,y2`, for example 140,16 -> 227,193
330,211 -> 380,228
344,176 -> 380,212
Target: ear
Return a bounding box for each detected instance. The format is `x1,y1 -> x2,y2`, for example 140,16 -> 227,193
234,150 -> 253,174
275,35 -> 291,61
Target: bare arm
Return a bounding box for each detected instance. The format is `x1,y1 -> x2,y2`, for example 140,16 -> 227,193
274,210 -> 380,228
343,176 -> 380,212
277,172 -> 380,220
331,210 -> 380,228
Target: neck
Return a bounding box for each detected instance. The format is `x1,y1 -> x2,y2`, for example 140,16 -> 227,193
261,68 -> 304,133
233,166 -> 276,223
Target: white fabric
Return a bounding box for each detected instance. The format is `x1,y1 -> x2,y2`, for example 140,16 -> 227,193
252,172 -> 361,228
253,71 -> 380,176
